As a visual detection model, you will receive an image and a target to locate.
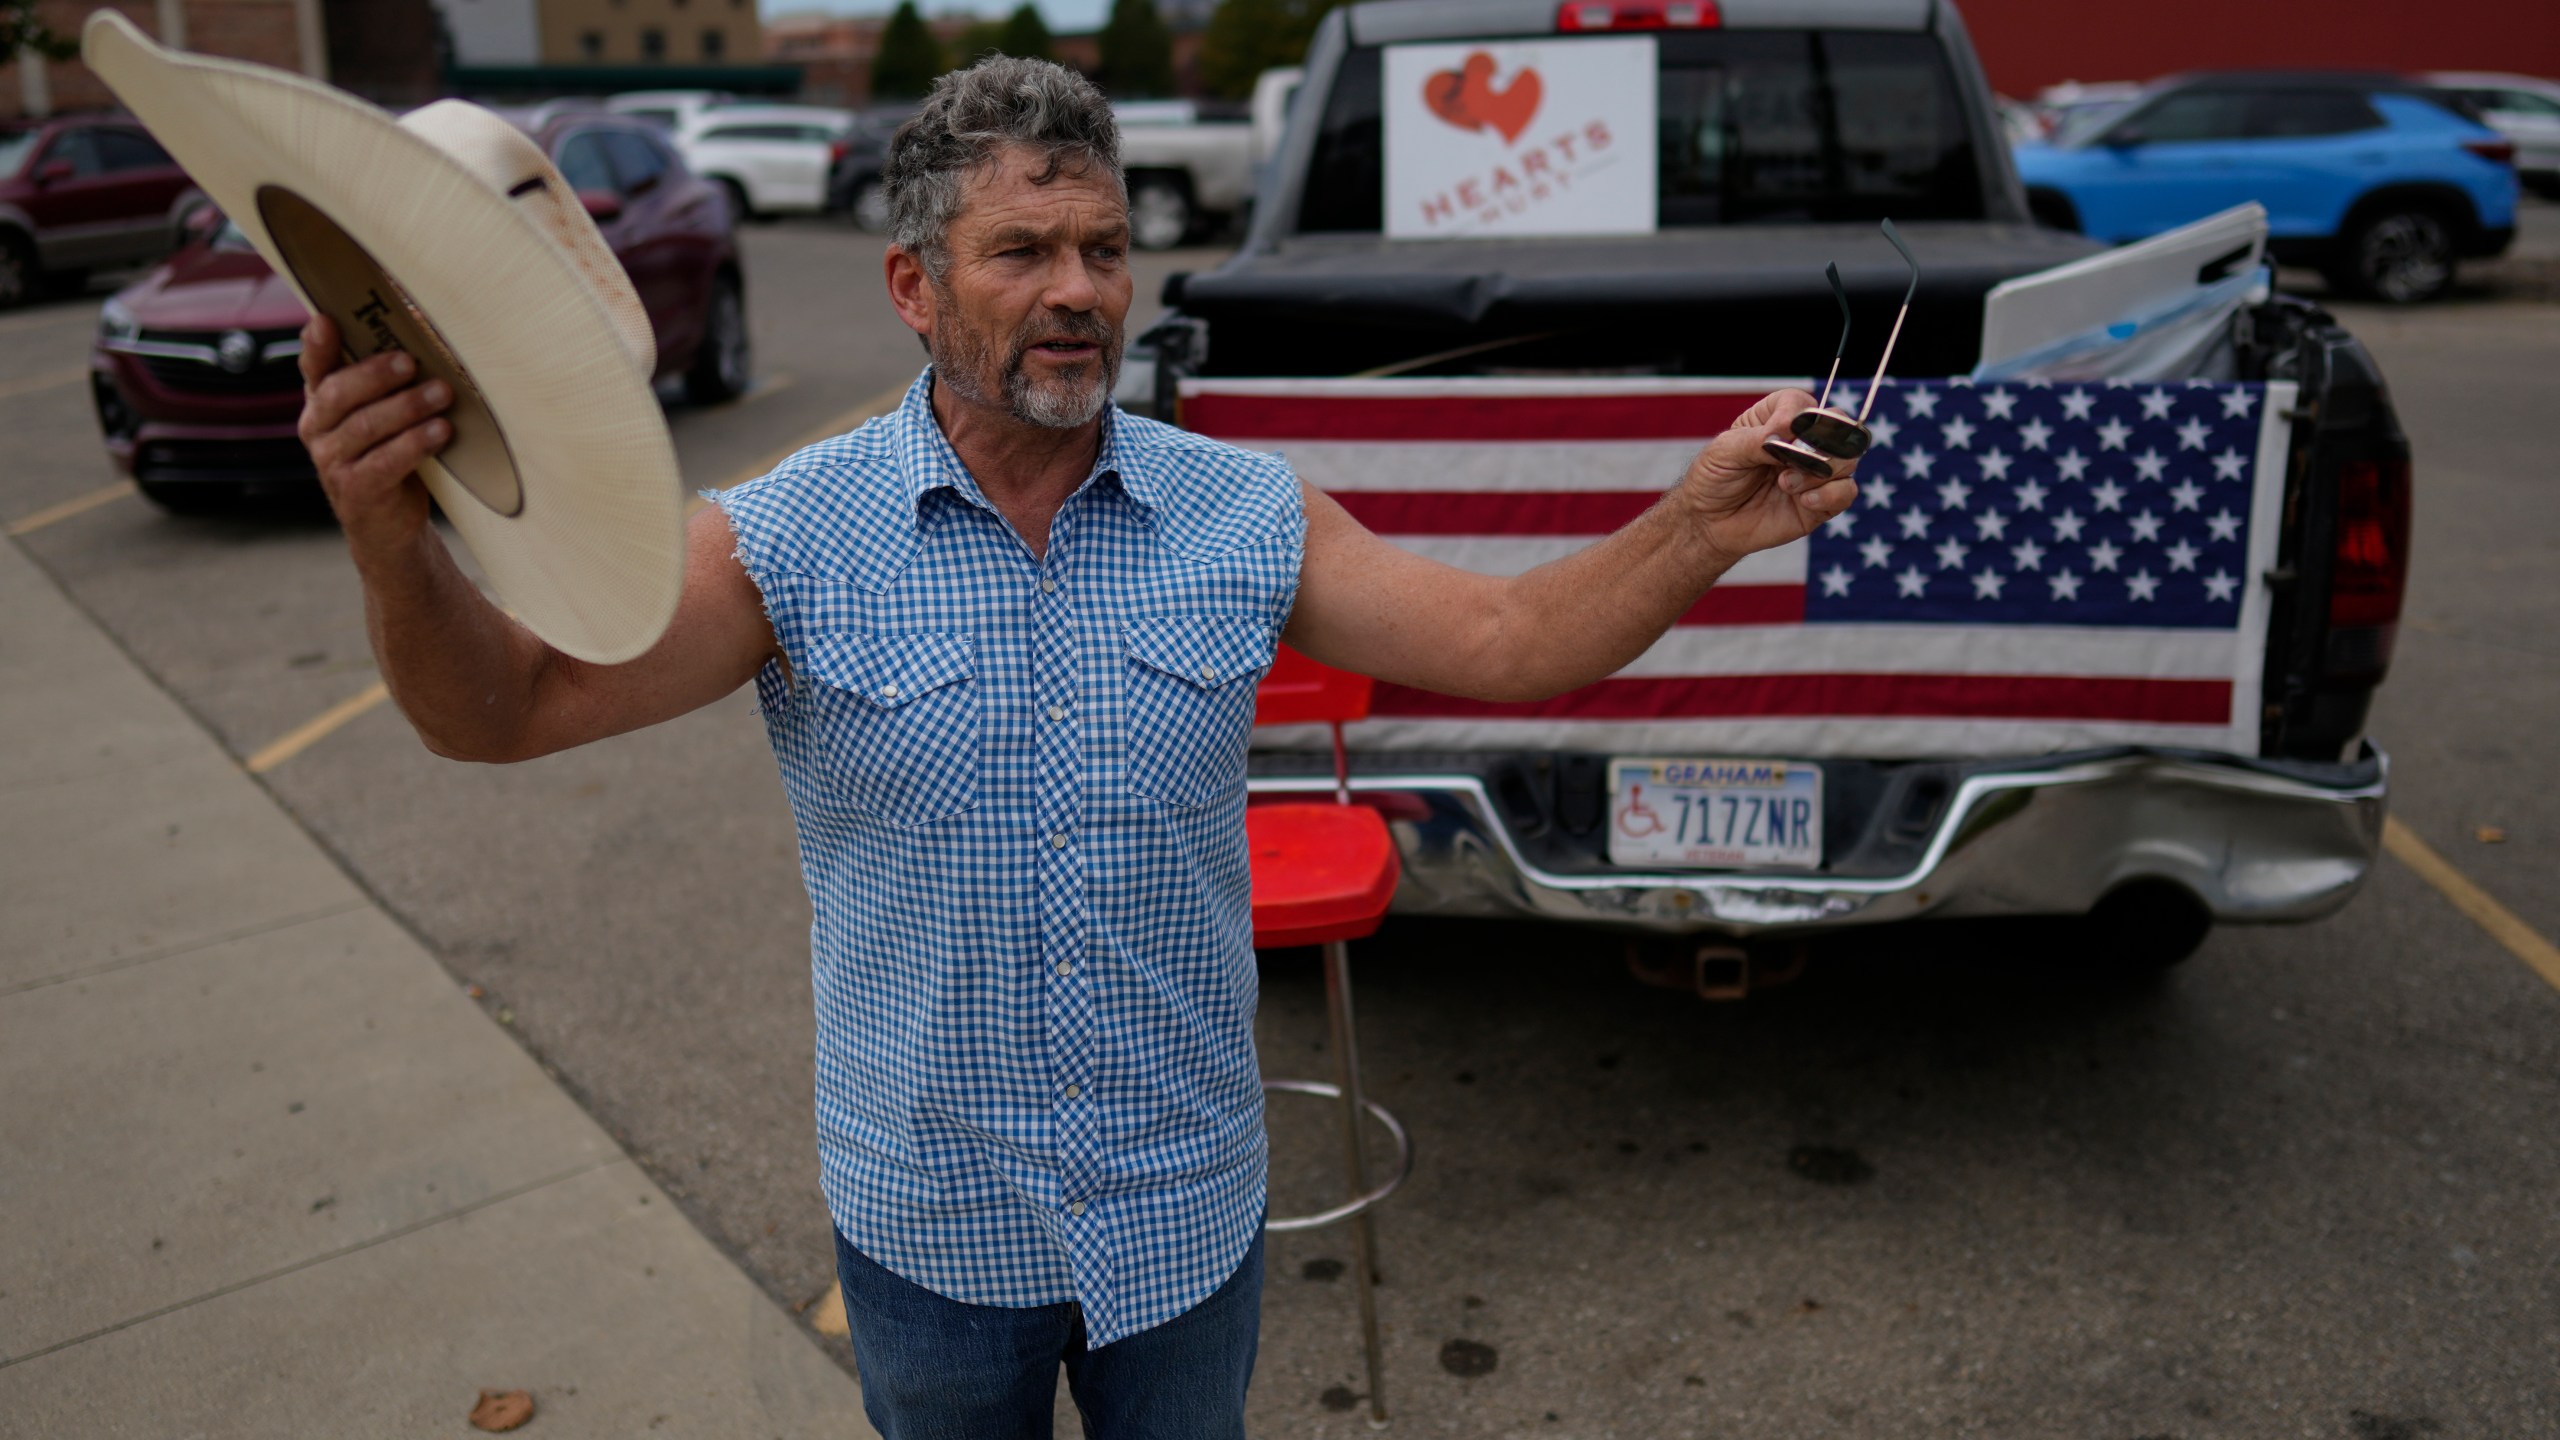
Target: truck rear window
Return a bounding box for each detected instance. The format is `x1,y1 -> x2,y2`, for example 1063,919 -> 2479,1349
1298,30 -> 1985,233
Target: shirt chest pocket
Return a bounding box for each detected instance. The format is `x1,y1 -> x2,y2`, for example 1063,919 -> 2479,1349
1123,615 -> 1275,809
799,631 -> 979,827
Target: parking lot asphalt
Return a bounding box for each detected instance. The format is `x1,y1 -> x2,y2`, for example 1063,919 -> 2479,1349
6,207 -> 2557,1438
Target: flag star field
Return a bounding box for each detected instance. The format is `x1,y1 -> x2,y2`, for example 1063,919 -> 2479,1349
1807,379 -> 2259,628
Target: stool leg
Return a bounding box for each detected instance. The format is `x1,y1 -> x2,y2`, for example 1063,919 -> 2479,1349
1323,938 -> 1389,1426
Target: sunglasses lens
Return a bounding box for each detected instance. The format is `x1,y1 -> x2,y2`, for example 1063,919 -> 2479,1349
1791,408 -> 1871,459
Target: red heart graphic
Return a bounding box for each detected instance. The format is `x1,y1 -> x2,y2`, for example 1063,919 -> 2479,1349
1422,54 -> 1491,134
1422,52 -> 1544,146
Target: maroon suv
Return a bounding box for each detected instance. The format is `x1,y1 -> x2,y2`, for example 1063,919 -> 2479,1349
0,113 -> 199,307
92,113 -> 750,509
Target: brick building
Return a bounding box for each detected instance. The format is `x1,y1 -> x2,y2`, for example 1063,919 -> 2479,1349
536,0 -> 759,67
4,0 -> 440,118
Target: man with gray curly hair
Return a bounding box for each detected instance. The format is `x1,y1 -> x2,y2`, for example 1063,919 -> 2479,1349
884,56 -> 1130,432
293,51 -> 1859,1440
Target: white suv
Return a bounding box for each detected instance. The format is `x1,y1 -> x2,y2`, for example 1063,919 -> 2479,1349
605,90 -> 735,134
674,105 -> 854,220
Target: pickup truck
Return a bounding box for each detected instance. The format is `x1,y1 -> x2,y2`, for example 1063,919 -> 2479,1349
1130,0 -> 2405,981
1114,69 -> 1306,250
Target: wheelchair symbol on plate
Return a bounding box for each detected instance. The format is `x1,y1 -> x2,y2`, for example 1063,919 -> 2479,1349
1615,782 -> 1666,839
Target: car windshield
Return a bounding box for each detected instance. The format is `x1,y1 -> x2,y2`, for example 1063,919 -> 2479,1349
1298,30 -> 1984,233
0,127 -> 37,176
2050,99 -> 2135,148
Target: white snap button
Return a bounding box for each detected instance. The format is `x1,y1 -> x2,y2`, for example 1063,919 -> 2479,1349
1067,1201 -> 1086,1216
1201,667 -> 1218,683
1064,1084 -> 1082,1100
1050,831 -> 1069,849
879,684 -> 899,700
1048,704 -> 1067,721
1039,577 -> 1058,594
1055,961 -> 1072,977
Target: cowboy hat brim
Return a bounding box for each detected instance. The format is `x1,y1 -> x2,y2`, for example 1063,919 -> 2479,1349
84,11 -> 684,665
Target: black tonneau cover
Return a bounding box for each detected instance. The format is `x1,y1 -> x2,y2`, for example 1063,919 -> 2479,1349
1178,221 -> 2103,379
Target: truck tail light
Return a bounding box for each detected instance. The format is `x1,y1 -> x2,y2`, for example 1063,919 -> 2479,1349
829,138 -> 852,165
1556,0 -> 1720,31
2323,456 -> 2411,682
2460,138 -> 2516,165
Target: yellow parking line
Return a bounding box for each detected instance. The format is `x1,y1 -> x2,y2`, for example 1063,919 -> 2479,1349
243,383 -> 909,773
806,1283 -> 850,1338
732,371 -> 796,407
6,480 -> 136,537
244,680 -> 391,775
2382,816 -> 2560,995
0,366 -> 86,401
0,307 -> 97,338
685,382 -> 910,516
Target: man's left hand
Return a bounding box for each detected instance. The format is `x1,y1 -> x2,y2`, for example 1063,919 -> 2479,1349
1678,388 -> 1861,564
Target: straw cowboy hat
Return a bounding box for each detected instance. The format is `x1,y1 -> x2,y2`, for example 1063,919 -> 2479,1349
83,11 -> 684,664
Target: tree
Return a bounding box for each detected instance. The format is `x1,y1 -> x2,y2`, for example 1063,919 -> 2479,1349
870,1 -> 945,100
997,3 -> 1054,62
957,4 -> 1051,65
958,17 -> 1007,62
1,0 -> 78,62
1198,0 -> 1342,101
1094,0 -> 1172,99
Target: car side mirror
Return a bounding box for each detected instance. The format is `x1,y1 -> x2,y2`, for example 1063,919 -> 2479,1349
36,158 -> 74,186
579,189 -> 624,222
181,203 -> 224,241
2103,125 -> 2147,149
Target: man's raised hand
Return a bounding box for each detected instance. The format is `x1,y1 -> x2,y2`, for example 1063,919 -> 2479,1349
1675,387 -> 1861,565
295,313 -> 454,561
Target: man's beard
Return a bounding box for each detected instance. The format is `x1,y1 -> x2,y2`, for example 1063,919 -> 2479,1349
931,294 -> 1122,430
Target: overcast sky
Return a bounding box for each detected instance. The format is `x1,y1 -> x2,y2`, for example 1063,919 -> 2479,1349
763,0 -> 1113,30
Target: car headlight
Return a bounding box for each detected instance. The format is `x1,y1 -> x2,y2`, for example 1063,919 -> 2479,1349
99,298 -> 139,343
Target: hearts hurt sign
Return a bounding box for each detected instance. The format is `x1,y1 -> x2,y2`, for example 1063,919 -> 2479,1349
1383,36 -> 1658,241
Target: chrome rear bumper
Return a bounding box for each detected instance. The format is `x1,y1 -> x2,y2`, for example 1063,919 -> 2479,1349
1246,745 -> 2388,935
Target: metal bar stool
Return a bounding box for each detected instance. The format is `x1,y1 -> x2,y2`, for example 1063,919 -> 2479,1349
1249,645 -> 1412,1428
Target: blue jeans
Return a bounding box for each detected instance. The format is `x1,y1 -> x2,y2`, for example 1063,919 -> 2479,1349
831,1227 -> 1263,1440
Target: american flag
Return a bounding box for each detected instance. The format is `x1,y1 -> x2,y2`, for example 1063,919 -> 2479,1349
1183,375 -> 2294,758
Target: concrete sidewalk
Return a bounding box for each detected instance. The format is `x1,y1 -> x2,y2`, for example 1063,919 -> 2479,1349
0,536 -> 871,1436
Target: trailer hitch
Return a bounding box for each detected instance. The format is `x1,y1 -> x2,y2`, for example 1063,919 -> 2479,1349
1626,940 -> 1810,1002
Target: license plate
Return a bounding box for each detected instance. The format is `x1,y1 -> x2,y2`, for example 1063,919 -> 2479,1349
1605,757 -> 1823,869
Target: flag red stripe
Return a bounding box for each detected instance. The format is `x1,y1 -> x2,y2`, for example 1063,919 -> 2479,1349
1333,490 -> 1663,535
1328,492 -> 1804,624
1185,391 -> 1760,441
1677,586 -> 1806,626
1373,674 -> 2233,724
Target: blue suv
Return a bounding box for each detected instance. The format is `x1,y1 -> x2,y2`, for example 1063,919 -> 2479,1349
2016,73 -> 2519,303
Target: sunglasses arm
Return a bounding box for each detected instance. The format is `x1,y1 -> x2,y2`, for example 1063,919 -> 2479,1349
1855,302 -> 1909,427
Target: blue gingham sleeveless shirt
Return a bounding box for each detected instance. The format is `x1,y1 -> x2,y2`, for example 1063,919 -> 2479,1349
712,370 -> 1303,1345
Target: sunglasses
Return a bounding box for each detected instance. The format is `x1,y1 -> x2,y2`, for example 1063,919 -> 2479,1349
1763,218 -> 1920,481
